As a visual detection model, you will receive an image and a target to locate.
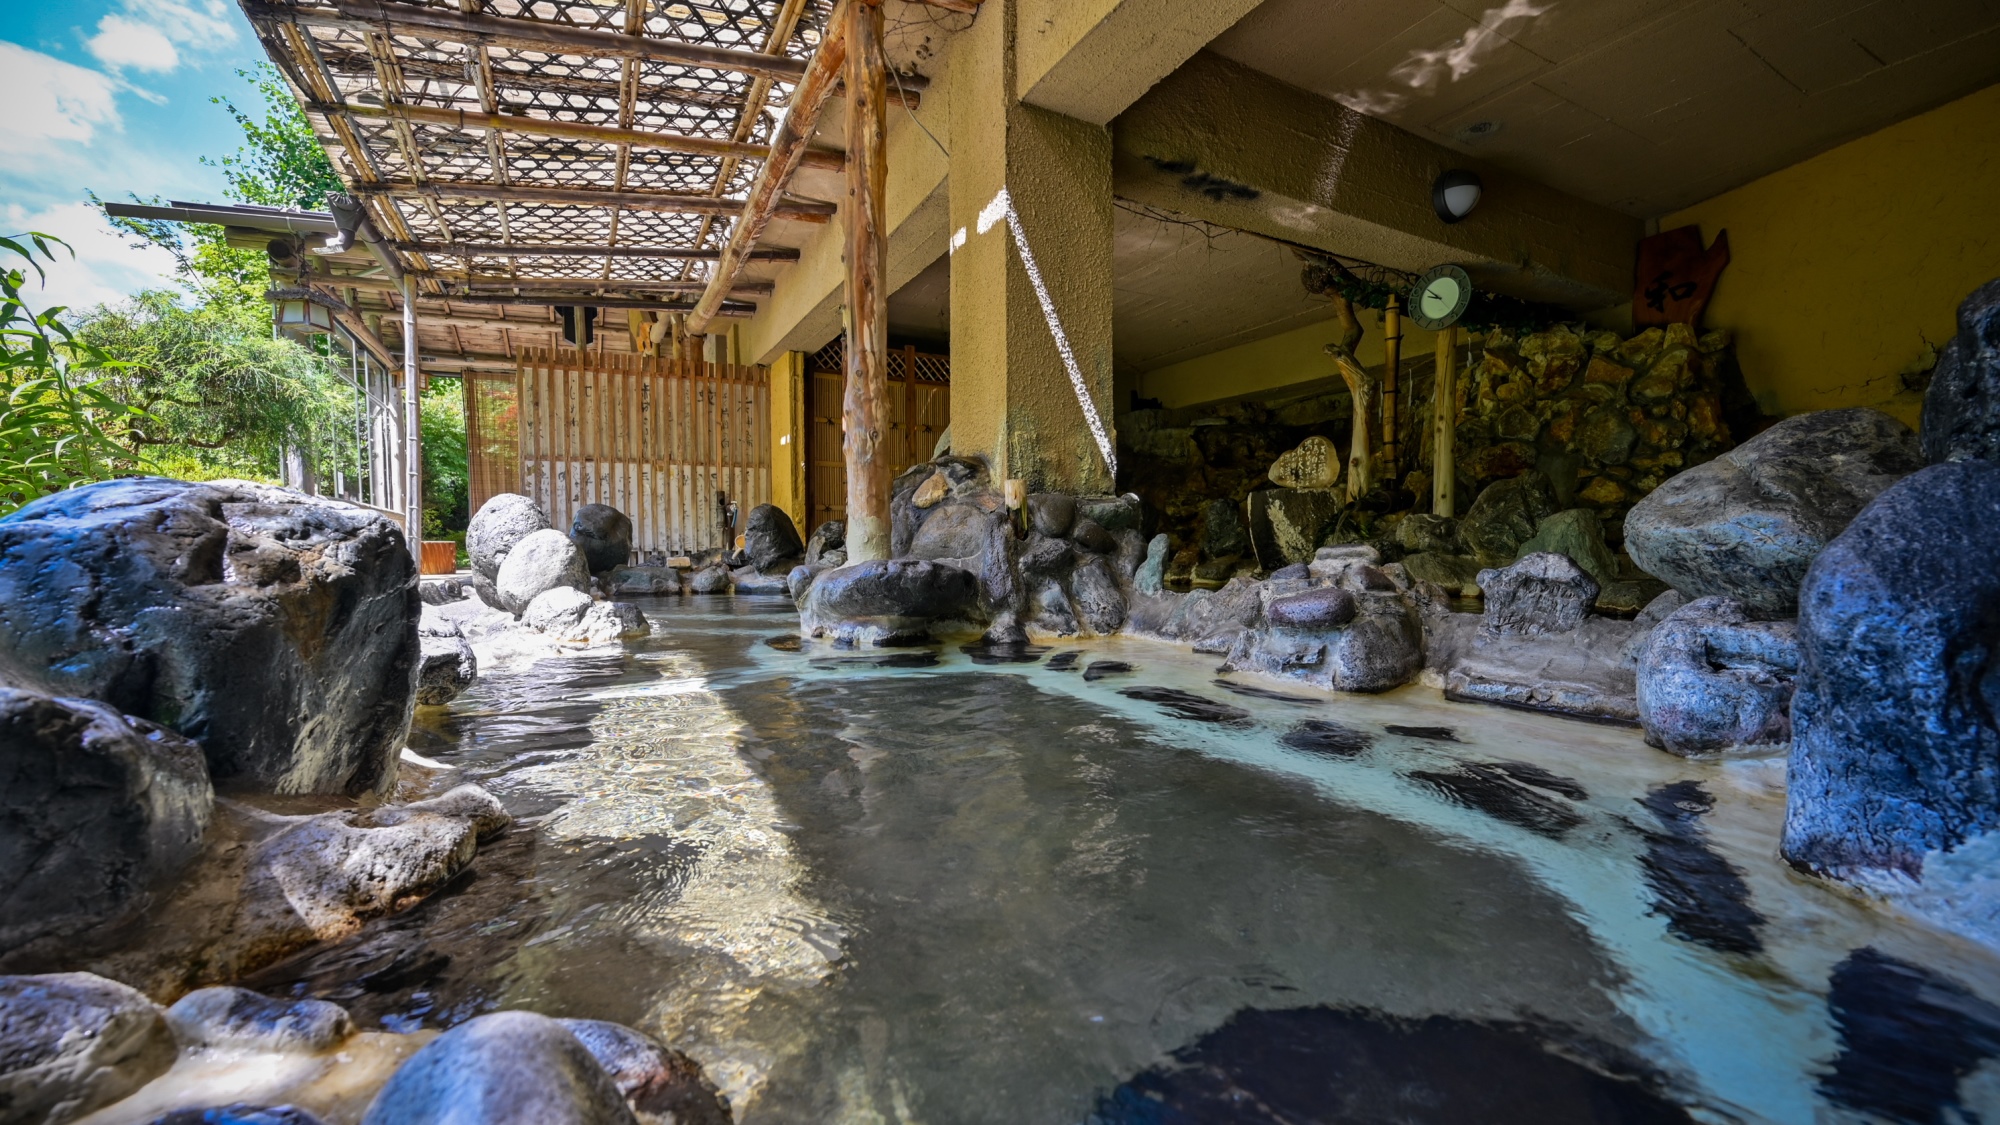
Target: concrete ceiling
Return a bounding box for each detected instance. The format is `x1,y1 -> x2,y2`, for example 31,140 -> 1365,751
887,251 -> 951,346
1111,203 -> 1334,374
1211,0 -> 2000,216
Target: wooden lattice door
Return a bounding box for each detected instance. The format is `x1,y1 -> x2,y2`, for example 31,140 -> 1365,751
804,340 -> 950,535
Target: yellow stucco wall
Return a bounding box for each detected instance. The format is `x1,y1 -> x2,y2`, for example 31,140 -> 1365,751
1135,311 -> 1440,410
1666,81 -> 2000,426
769,351 -> 807,532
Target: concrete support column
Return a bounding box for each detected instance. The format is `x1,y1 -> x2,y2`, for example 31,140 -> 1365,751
948,0 -> 1116,495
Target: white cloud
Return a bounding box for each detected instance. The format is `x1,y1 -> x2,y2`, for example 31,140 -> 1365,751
1,201 -> 181,315
88,15 -> 181,72
87,0 -> 239,74
0,43 -> 123,155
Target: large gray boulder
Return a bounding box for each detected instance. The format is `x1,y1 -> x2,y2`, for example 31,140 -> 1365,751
165,987 -> 355,1054
1515,509 -> 1617,588
1636,596 -> 1798,756
468,494 -> 552,581
1920,276 -> 2000,465
557,1019 -> 731,1125
0,972 -> 177,1125
362,1010 -> 638,1125
1222,570 -> 1422,692
798,559 -> 979,646
415,620 -> 477,707
1461,471 -> 1558,566
1626,408 -> 1923,615
1784,461 -> 2000,883
1,688 -> 213,954
743,504 -> 804,574
0,478 -> 418,796
1244,488 -> 1341,568
1478,552 -> 1599,637
495,529 -> 590,615
569,504 -> 632,576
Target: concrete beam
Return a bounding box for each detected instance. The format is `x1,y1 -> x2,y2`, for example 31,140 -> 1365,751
1112,52 -> 1642,310
1014,0 -> 1264,126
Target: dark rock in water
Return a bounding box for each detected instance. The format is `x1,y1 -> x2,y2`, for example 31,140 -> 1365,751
569,504 -> 633,575
1199,497 -> 1247,560
1180,578 -> 1265,654
0,972 -> 178,1125
687,563 -> 732,595
1784,461 -> 2000,880
1210,679 -> 1324,704
1071,556 -> 1127,634
1244,487 -> 1341,568
1820,947 -> 2000,1125
1626,408 -> 1922,615
805,520 -> 845,566
811,651 -> 940,670
165,987 -> 354,1053
1093,1004 -> 1693,1125
1919,277 -> 2000,465
1634,781 -> 1763,955
416,621 -> 477,707
1479,552 -> 1599,636
908,500 -> 998,562
743,504 -> 804,573
148,1106 -> 328,1125
360,1009 -> 638,1125
959,639 -> 1050,665
765,634 -> 803,652
1071,518 -> 1116,555
557,1019 -> 732,1125
1081,661 -> 1133,682
1385,725 -> 1458,741
1029,577 -> 1080,635
0,688 -> 212,954
1280,719 -> 1373,757
419,577 -> 466,605
1636,597 -> 1796,756
467,493 -> 552,581
728,564 -> 791,596
604,564 -> 679,596
1489,761 -> 1587,801
1046,651 -> 1081,671
0,478 -> 419,797
1026,492 -> 1076,538
1408,763 -> 1584,838
785,563 -> 823,602
496,529 -> 592,614
1264,587 -> 1356,629
1461,471 -> 1558,566
1118,687 -> 1251,726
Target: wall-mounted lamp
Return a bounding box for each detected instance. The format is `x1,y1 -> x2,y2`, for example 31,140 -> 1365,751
1432,169 -> 1483,224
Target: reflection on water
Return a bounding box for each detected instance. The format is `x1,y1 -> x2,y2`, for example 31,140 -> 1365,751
260,600 -> 2000,1124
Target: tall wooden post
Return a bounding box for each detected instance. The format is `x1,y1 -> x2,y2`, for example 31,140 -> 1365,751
1432,326 -> 1458,517
403,277 -> 423,558
841,0 -> 890,562
1381,295 -> 1401,482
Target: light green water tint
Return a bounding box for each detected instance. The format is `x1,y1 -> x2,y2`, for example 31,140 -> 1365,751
385,597 -> 2000,1124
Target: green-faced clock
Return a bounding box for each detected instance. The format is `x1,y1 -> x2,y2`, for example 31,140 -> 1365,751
1410,264 -> 1472,331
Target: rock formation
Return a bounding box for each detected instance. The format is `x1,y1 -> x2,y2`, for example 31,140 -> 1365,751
361,1010 -> 640,1125
1921,277 -> 2000,465
495,528 -> 591,615
0,972 -> 178,1124
1636,597 -> 1797,756
569,504 -> 633,576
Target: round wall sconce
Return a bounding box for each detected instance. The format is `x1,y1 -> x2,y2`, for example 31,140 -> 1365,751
1433,169 -> 1483,224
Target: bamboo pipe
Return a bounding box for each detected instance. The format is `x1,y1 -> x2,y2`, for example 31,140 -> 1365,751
1382,294 -> 1401,482
1432,326 -> 1458,517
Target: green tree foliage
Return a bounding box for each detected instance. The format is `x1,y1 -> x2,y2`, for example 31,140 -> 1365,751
0,236 -> 143,514
420,377 -> 468,535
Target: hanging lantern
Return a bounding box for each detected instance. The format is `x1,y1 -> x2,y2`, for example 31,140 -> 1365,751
275,297 -> 334,340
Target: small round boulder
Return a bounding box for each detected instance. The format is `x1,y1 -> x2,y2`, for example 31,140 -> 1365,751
165,987 -> 355,1054
468,494 -> 552,582
1265,586 -> 1359,630
569,504 -> 633,576
360,1010 -> 638,1125
0,972 -> 178,1124
496,529 -> 591,615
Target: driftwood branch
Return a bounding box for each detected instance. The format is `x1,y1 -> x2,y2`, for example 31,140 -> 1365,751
1323,294 -> 1374,502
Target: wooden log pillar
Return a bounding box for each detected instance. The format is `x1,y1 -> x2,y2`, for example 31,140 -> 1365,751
1432,326 -> 1458,518
841,0 -> 891,563
1381,294 -> 1401,482
403,277 -> 423,556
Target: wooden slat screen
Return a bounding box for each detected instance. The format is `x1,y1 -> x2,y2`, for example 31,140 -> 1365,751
515,347 -> 771,557
464,371 -> 520,520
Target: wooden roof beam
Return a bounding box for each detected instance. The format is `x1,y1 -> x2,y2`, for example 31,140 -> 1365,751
321,101 -> 847,170
687,0 -> 851,332
398,292 -> 760,313
348,180 -> 835,221
393,241 -> 800,262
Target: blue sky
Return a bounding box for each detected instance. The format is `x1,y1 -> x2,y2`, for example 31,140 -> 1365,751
2,0 -> 271,312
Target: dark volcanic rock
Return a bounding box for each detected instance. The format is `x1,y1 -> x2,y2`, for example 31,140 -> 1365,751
467,493 -> 551,581
1026,492 -> 1076,538
743,504 -> 804,573
1080,661 -> 1132,682
1245,487 -> 1341,569
361,1010 -> 638,1125
1635,782 -> 1763,955
804,520 -> 845,566
1264,587 -> 1357,629
149,1106 -> 328,1125
1478,552 -> 1599,636
558,1019 -> 732,1125
1070,556 -> 1127,634
165,987 -> 354,1053
568,504 -> 632,576
798,559 -> 980,645
1118,687 -> 1251,726
1516,509 -> 1618,588
1199,497 -> 1247,559
1461,472 -> 1558,566
1636,597 -> 1796,756
1920,277 -> 2000,465
688,563 -> 732,595
0,478 -> 418,796
1408,762 -> 1585,838
1820,947 -> 2000,1125
1784,461 -> 2000,881
1079,494 -> 1143,534
1070,518 -> 1115,555
0,972 -> 178,1125
0,688 -> 212,954
415,620 -> 477,707
1280,720 -> 1373,757
1626,407 -> 1922,615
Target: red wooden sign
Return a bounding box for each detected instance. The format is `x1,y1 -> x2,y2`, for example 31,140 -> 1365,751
1634,225 -> 1730,329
